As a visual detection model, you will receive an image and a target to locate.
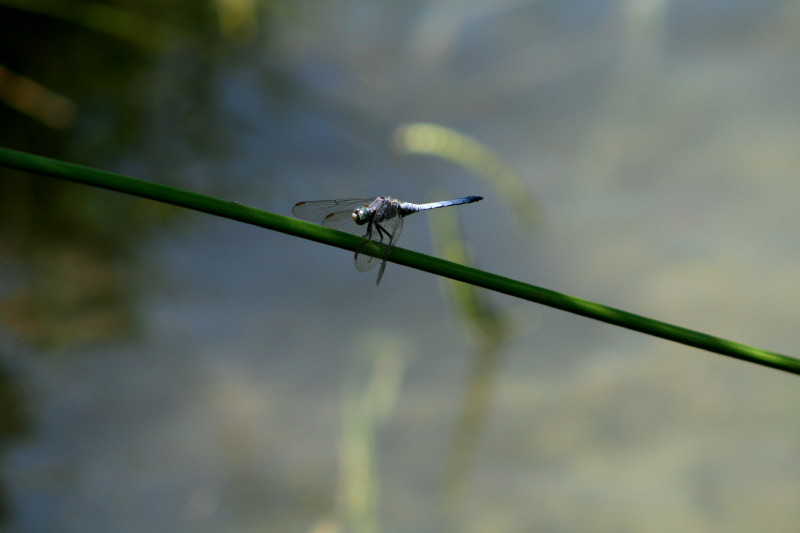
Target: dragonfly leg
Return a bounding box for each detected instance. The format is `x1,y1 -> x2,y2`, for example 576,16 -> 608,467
362,221 -> 374,240
374,222 -> 392,242
374,222 -> 394,261
372,222 -> 393,286
354,220 -> 375,260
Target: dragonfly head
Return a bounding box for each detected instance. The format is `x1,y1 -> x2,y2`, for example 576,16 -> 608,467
352,207 -> 370,225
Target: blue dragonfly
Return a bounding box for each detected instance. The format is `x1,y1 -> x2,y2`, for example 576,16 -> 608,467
292,195 -> 483,284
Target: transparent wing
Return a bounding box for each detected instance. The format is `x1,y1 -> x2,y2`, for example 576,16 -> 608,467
355,254 -> 380,272
319,211 -> 365,235
291,198 -> 374,222
355,216 -> 404,283
374,216 -> 404,284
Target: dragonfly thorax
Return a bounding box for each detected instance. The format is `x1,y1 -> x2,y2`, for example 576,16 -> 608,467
352,207 -> 371,225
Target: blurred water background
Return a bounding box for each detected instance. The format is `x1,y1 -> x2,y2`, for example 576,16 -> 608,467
1,1 -> 800,532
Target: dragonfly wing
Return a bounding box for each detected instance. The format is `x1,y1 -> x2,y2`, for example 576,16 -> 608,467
355,249 -> 380,272
321,211 -> 365,235
355,216 -> 403,277
373,217 -> 404,285
292,198 -> 373,222
385,215 -> 404,251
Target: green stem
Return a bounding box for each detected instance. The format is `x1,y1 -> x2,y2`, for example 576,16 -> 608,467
1,147 -> 798,375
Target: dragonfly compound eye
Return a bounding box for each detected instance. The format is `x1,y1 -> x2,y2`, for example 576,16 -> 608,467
352,208 -> 369,225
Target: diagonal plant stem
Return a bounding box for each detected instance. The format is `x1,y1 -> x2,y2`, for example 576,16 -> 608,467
1,146 -> 798,375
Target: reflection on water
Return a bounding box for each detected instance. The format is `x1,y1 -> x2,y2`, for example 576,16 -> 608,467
0,361 -> 31,522
0,171 -> 162,348
2,1 -> 800,532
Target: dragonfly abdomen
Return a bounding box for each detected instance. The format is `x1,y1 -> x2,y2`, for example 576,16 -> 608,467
399,195 -> 483,215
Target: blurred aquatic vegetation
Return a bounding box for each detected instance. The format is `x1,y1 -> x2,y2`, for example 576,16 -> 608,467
393,122 -> 531,516
333,334 -> 405,533
0,164 -> 162,349
0,0 -> 186,50
0,65 -> 77,131
11,199 -> 175,354
427,196 -> 511,519
394,122 -> 543,230
213,0 -> 261,40
0,360 -> 32,523
0,240 -> 139,349
0,0 -> 287,349
0,0 -> 174,139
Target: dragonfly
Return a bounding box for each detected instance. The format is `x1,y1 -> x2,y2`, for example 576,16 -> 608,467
292,195 -> 483,284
